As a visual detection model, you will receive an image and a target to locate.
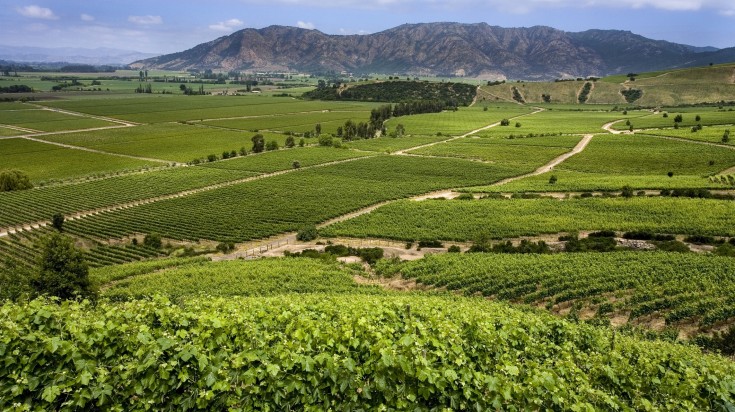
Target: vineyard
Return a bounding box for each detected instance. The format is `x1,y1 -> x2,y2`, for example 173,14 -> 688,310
383,252 -> 735,334
2,293 -> 734,410
61,156 -> 521,243
321,197 -> 735,240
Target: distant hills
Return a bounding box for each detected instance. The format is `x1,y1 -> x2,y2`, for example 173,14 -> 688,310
131,22 -> 735,80
0,45 -> 157,66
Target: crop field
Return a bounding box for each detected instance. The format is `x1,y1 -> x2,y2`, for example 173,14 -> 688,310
0,107 -> 116,132
390,252 -> 735,333
406,135 -> 581,170
477,109 -> 644,135
103,258 -> 382,299
641,125 -> 734,146
469,133 -> 735,192
203,109 -> 372,135
0,166 -> 257,228
200,146 -> 374,173
39,95 -> 380,123
613,108 -> 735,130
0,138 -> 158,183
36,123 -> 290,163
341,135 -> 448,152
62,156 -> 521,243
384,104 -> 533,135
321,197 -> 735,240
4,66 -> 735,409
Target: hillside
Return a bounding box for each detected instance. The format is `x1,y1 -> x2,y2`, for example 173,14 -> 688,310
132,23 -> 735,80
479,63 -> 735,105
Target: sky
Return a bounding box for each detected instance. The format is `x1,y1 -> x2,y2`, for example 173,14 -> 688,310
1,0 -> 734,55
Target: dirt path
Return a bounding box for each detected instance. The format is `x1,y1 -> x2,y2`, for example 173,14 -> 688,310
490,134 -> 594,187
0,156 -> 372,238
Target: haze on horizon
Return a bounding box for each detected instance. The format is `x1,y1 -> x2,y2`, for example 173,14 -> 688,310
1,0 -> 734,55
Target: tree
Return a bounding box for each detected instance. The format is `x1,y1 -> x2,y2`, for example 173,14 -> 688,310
549,175 -> 558,184
239,146 -> 248,156
674,114 -> 683,123
51,213 -> 64,232
500,119 -> 510,126
298,138 -> 305,147
32,233 -> 95,300
0,257 -> 33,301
251,134 -> 265,153
395,124 -> 405,137
695,115 -> 701,122
723,129 -> 730,143
143,233 -> 162,249
667,171 -> 674,178
285,136 -> 295,148
265,140 -> 279,151
292,161 -> 301,169
0,170 -> 33,192
315,123 -> 322,136
296,224 -> 318,242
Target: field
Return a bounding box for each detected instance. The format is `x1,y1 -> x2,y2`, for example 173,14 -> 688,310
0,138 -> 158,183
388,252 -> 735,333
2,67 -> 735,409
321,197 -> 735,240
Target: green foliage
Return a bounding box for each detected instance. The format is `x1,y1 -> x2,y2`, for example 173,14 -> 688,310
296,224 -> 318,242
265,140 -> 279,151
577,82 -> 592,103
251,133 -> 265,153
0,257 -> 33,300
304,80 -> 477,106
1,294 -> 734,410
0,170 -> 33,192
620,88 -> 643,103
32,233 -> 95,300
143,233 -> 162,249
322,197 -> 735,241
393,251 -> 735,331
51,213 -> 64,232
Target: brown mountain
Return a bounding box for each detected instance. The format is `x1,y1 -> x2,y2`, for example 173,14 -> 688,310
131,22 -> 733,80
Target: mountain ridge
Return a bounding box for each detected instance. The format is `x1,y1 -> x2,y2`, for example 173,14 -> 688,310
131,22 -> 733,80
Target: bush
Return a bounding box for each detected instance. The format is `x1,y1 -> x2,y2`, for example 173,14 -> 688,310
500,118 -> 510,126
654,240 -> 690,253
296,225 -> 318,242
454,193 -> 474,200
216,242 -> 236,253
418,239 -> 443,248
565,236 -> 617,252
684,235 -> 719,245
548,175 -> 557,184
51,213 -> 65,232
265,140 -> 279,151
620,185 -> 634,198
447,245 -> 461,253
588,230 -> 616,238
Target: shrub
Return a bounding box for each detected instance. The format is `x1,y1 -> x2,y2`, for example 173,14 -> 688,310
654,240 -> 690,253
143,233 -> 163,249
32,233 -> 96,300
296,225 -> 318,242
51,213 -> 65,232
447,245 -> 461,253
418,239 -> 443,248
500,119 -> 510,126
0,170 -> 33,192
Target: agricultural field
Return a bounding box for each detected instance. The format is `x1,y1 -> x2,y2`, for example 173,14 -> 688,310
0,138 -> 158,183
470,133 -> 735,192
321,197 -> 735,241
3,66 -> 735,409
103,258 -> 382,299
39,95 -> 379,124
641,125 -> 734,146
0,106 -> 116,132
387,252 -> 735,334
406,134 -> 581,170
384,104 -> 533,135
61,156 -> 521,243
35,123 -> 290,163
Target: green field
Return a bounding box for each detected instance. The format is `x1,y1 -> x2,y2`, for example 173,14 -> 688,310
390,252 -> 735,331
614,109 -> 735,130
200,146 -> 374,173
35,123 -> 291,163
0,138 -> 158,183
39,95 -> 379,124
322,197 -> 735,240
63,156 -> 521,243
342,135 -> 449,152
384,104 -> 533,135
0,166 -> 257,228
0,107 -> 116,132
204,109 -> 373,136
640,125 -> 734,146
407,135 -> 581,170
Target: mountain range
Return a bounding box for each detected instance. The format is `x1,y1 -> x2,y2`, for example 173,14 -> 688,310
131,22 -> 735,80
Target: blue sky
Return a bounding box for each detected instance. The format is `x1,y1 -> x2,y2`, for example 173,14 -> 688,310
2,0 -> 734,54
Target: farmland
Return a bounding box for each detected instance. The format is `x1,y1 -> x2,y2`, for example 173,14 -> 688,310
2,65 -> 735,409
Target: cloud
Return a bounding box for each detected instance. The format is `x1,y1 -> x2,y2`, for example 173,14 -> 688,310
128,15 -> 163,25
80,14 -> 95,22
209,18 -> 244,31
297,21 -> 315,29
16,5 -> 58,20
